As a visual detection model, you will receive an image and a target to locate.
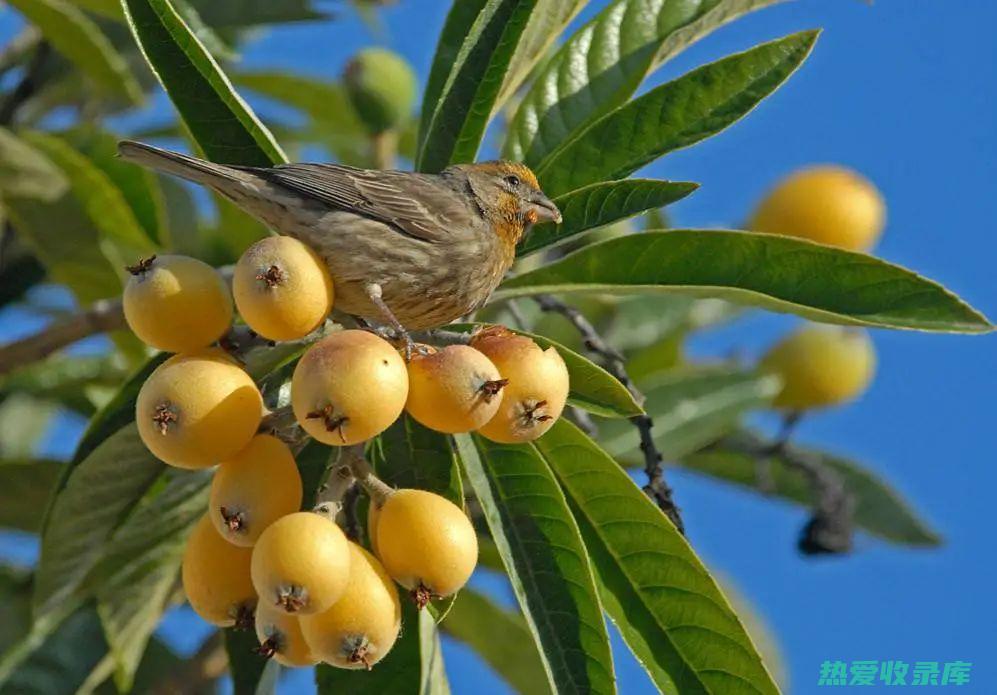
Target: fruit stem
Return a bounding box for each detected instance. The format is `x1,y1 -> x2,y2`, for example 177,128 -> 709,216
341,443 -> 394,507
314,459 -> 355,517
259,405 -> 296,435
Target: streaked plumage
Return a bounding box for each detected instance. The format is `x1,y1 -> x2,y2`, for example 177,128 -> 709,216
117,141 -> 561,330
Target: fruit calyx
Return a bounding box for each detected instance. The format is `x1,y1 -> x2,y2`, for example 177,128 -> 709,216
254,635 -> 280,659
151,402 -> 179,435
219,506 -> 245,533
233,603 -> 255,631
478,378 -> 509,402
411,582 -> 434,610
126,255 -> 157,276
306,404 -> 349,443
275,584 -> 308,613
345,636 -> 373,671
256,264 -> 286,289
521,399 -> 553,426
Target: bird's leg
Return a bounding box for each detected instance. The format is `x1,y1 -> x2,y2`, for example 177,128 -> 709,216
364,283 -> 416,360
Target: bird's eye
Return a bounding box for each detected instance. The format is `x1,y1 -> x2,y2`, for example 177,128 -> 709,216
504,175 -> 521,187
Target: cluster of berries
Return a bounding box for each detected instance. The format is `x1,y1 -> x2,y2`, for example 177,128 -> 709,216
120,234 -> 569,669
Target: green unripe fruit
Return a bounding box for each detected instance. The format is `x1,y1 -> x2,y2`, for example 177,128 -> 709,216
343,48 -> 417,135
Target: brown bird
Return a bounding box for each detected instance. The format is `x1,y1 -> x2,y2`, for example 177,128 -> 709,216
117,141 -> 561,343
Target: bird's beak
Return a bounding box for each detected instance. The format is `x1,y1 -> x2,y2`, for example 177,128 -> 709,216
527,193 -> 562,225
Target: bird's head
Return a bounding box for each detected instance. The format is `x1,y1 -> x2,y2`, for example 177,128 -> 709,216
453,161 -> 561,245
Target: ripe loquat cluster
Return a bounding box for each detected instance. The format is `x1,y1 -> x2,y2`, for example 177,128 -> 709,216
121,234 -> 570,671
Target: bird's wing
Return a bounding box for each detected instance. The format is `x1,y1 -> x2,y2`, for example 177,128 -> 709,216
253,163 -> 476,243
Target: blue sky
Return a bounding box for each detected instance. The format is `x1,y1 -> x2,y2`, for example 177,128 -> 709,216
2,0 -> 996,693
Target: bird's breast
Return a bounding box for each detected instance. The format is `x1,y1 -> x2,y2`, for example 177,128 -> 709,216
283,210 -> 511,330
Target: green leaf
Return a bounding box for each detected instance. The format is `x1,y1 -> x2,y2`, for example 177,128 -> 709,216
33,424 -> 165,619
449,324 -> 643,418
603,295 -> 741,355
418,0 -> 486,155
1,602 -> 110,694
226,627 -> 279,695
1,353 -> 127,416
316,600 -> 450,694
494,0 -> 588,111
0,130 -> 117,303
91,469 -> 210,691
74,0 -> 125,20
171,0 -> 239,62
22,131 -> 157,272
681,430 -> 942,546
497,230 -> 993,333
534,31 -> 818,196
372,415 -> 463,505
0,126 -> 67,201
600,366 -> 780,462
187,0 -> 327,28
519,179 -> 698,257
121,0 -> 287,166
0,131 -> 122,304
0,459 -> 62,532
6,0 -> 142,103
454,434 -> 615,695
70,128 -> 168,245
504,0 -> 782,165
0,395 -> 56,459
417,0 -> 539,172
233,71 -> 369,165
0,567 -> 32,653
537,419 -> 780,694
442,589 -> 550,695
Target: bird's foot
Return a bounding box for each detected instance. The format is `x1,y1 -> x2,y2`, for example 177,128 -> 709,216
363,282 -> 419,361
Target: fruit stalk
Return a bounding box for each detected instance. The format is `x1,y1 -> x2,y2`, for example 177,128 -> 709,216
340,443 -> 394,506
533,293 -> 685,534
748,426 -> 854,554
314,459 -> 356,517
259,405 -> 298,437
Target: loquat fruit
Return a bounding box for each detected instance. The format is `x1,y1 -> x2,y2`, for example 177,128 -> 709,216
300,543 -> 401,669
404,344 -> 506,433
123,254 -> 232,352
136,350 -> 263,469
470,327 -> 569,443
371,488 -> 477,607
749,165 -> 886,251
255,601 -> 318,668
291,330 -> 408,446
343,48 -> 417,136
182,514 -> 256,628
251,511 -> 351,615
210,434 -> 303,546
233,236 -> 334,342
760,325 -> 876,411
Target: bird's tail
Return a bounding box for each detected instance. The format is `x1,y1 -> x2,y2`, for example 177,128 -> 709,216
117,140 -> 257,190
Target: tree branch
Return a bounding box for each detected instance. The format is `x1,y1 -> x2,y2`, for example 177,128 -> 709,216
716,426 -> 855,554
0,296 -> 125,376
534,294 -> 684,533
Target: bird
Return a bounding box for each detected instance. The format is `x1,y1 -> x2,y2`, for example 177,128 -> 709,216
117,141 -> 561,346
